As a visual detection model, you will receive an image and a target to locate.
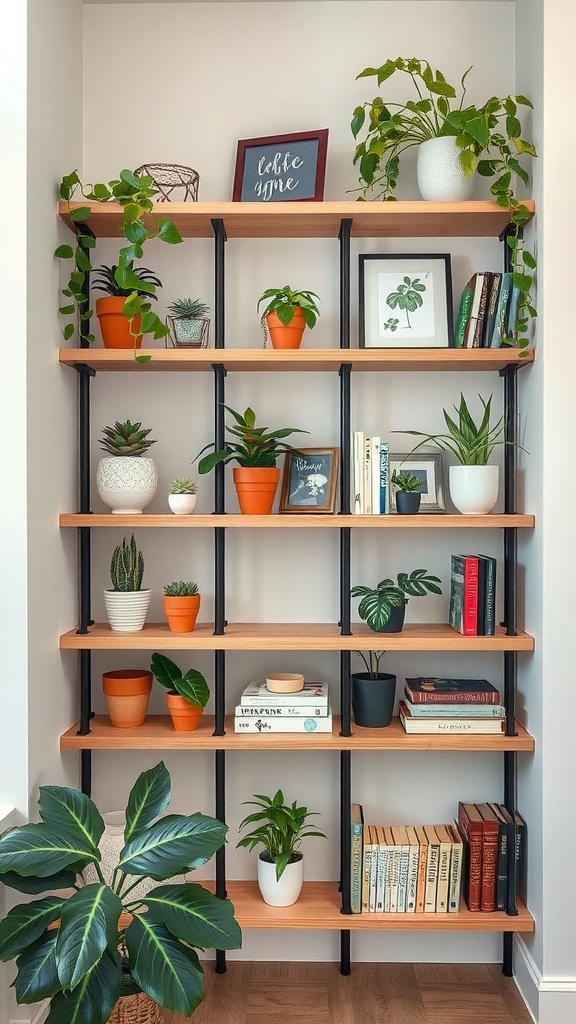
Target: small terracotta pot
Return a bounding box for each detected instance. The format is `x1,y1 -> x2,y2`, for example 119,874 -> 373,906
265,309 -> 306,349
233,466 -> 280,515
102,670 -> 152,728
166,692 -> 203,732
163,594 -> 201,633
96,297 -> 142,349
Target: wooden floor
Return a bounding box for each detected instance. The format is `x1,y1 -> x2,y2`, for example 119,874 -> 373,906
164,962 -> 533,1024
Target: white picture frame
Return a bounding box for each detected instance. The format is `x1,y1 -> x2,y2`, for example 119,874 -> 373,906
389,452 -> 446,513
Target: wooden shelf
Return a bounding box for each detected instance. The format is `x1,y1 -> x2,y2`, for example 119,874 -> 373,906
212,881 -> 534,932
59,622 -> 534,652
60,715 -> 534,752
59,512 -> 535,529
58,199 -> 535,240
58,347 -> 534,373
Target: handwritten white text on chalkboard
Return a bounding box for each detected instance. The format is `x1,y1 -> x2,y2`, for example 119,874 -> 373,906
254,151 -> 304,201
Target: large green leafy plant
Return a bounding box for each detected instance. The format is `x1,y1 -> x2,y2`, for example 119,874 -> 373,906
351,569 -> 442,631
195,405 -> 309,472
351,58 -> 537,351
257,285 -> 320,328
0,762 -> 241,1024
236,789 -> 326,881
395,392 -> 525,465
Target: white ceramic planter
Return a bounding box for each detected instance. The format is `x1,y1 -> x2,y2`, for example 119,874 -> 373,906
449,465 -> 499,515
104,589 -> 151,632
168,492 -> 197,515
97,456 -> 158,514
417,137 -> 475,201
257,852 -> 304,907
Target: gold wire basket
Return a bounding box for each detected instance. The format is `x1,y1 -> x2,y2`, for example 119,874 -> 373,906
134,163 -> 199,202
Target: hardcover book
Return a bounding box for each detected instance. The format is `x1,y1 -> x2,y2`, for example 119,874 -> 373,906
379,440 -> 390,514
490,272 -> 513,347
487,802 -> 509,911
233,711 -> 332,733
405,825 -> 420,914
475,803 -> 500,911
449,554 -> 478,636
414,825 -> 429,913
457,802 -> 484,912
481,272 -> 502,347
375,825 -> 387,912
391,825 -> 410,914
402,696 -> 505,718
423,824 -> 440,912
434,824 -> 453,913
350,803 -> 364,914
447,823 -> 464,912
453,276 -> 474,348
399,703 -> 504,735
235,704 -> 329,718
404,677 -> 501,704
240,680 -> 328,706
462,271 -> 490,348
476,554 -> 497,636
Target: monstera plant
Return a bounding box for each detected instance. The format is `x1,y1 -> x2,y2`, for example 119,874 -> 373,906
0,762 -> 241,1024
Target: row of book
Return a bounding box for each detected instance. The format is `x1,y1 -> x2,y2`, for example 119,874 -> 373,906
352,432 -> 390,515
458,801 -> 526,911
233,680 -> 332,733
448,553 -> 497,636
399,675 -> 506,736
454,271 -> 519,349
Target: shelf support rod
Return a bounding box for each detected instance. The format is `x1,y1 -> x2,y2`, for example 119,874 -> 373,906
340,750 -> 352,921
214,746 -> 227,974
211,219 -> 227,351
77,364 -> 95,634
339,219 -> 352,350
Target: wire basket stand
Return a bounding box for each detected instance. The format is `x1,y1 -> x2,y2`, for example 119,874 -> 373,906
134,163 -> 199,202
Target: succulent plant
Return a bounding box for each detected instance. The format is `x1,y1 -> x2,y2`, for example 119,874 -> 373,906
100,420 -> 157,457
169,476 -> 197,494
110,535 -> 144,592
391,471 -> 423,493
167,297 -> 210,319
92,262 -> 162,299
163,581 -> 199,597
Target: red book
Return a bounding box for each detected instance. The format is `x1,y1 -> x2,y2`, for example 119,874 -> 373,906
457,802 -> 484,911
449,555 -> 478,636
404,677 -> 501,704
475,803 -> 500,911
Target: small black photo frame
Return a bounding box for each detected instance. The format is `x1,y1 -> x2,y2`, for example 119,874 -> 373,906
280,448 -> 339,514
232,130 -> 329,203
359,253 -> 453,348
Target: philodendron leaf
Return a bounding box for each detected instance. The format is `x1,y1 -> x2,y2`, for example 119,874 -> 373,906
176,672 -> 210,709
118,814 -> 227,878
38,786 -> 104,853
125,916 -> 204,1016
143,883 -> 242,951
0,897 -> 63,961
56,884 -> 122,990
150,653 -> 183,692
0,865 -> 84,895
124,762 -> 171,844
14,931 -> 60,1004
0,824 -> 98,877
45,949 -> 121,1024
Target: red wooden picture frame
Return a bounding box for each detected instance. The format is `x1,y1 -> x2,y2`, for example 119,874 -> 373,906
233,129 -> 329,203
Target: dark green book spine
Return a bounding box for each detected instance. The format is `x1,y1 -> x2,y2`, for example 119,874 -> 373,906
453,281 -> 474,348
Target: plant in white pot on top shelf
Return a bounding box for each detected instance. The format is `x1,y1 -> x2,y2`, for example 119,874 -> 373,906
97,419 -> 158,514
236,789 -> 327,907
104,535 -> 150,633
168,476 -> 197,515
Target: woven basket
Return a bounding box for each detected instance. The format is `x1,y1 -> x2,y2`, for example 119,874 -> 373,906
108,992 -> 164,1024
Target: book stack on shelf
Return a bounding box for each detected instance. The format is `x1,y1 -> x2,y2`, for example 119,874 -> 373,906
448,553 -> 497,636
454,271 -> 518,349
352,432 -> 389,514
458,801 -> 526,911
398,676 -> 506,735
234,680 -> 332,733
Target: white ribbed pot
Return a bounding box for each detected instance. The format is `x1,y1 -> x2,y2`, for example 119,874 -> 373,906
97,456 -> 158,514
449,465 -> 499,515
168,493 -> 197,515
416,137 -> 475,201
104,589 -> 151,632
257,852 -> 304,907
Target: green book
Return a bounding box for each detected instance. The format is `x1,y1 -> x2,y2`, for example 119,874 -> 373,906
453,277 -> 474,347
351,803 -> 364,913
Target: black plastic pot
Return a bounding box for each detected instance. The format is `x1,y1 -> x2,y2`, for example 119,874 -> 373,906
351,672 -> 397,728
396,491 -> 421,514
377,601 -> 407,633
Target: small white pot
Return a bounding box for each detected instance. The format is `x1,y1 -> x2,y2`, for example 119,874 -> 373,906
416,137 -> 475,202
168,493 -> 197,515
97,456 -> 158,514
104,589 -> 151,632
449,465 -> 499,515
257,852 -> 304,907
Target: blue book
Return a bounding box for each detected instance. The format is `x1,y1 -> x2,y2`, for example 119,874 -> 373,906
505,282 -> 521,340
379,441 -> 389,514
489,272 -> 513,348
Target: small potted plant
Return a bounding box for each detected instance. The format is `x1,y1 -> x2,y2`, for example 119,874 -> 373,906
150,653 -> 209,731
0,762 -> 241,1024
168,476 -> 198,515
195,405 -> 309,514
166,297 -> 210,347
351,651 -> 396,729
257,285 -> 320,349
104,535 -> 150,633
97,419 -> 158,514
93,262 -> 163,350
163,580 -> 201,633
236,789 -> 326,907
351,568 -> 442,633
391,470 -> 423,515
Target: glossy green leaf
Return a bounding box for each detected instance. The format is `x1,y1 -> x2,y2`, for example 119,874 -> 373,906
14,931 -> 60,1004
38,786 -> 104,853
143,883 -> 242,951
157,219 -> 183,245
118,814 -> 227,878
124,762 -> 170,844
0,823 -> 97,877
125,916 -> 204,1016
70,207 -> 91,222
175,672 -> 210,709
45,950 -> 121,1024
150,653 -> 182,692
0,897 -> 63,960
54,245 -> 74,260
0,865 -> 83,895
56,884 -> 121,990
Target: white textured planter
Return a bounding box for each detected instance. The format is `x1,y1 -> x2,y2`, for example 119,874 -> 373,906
449,465 -> 499,515
257,852 -> 304,907
168,493 -> 197,515
417,137 -> 475,201
104,589 -> 151,632
97,456 -> 158,514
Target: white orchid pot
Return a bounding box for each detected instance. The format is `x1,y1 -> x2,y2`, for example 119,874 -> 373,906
97,456 -> 158,514
168,492 -> 197,515
416,137 -> 475,202
258,852 -> 304,907
449,465 -> 499,515
104,589 -> 151,632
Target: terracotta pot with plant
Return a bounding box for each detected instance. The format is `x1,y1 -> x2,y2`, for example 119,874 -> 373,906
93,263 -> 163,350
97,419 -> 158,514
163,580 -> 200,633
150,653 -> 209,731
195,405 -> 309,515
257,285 -> 320,349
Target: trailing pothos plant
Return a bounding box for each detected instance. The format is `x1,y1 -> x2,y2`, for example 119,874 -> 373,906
351,58 -> 537,352
0,762 -> 241,1024
55,169 -> 183,363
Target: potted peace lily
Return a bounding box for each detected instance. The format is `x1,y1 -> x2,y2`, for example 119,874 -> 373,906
257,285 -> 320,349
0,762 -> 241,1024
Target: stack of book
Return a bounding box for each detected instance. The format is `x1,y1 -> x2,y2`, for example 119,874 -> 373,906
448,553 -> 497,636
234,680 -> 332,733
351,804 -> 464,914
453,271 -> 518,349
352,432 -> 389,515
458,801 -> 526,911
398,676 -> 506,735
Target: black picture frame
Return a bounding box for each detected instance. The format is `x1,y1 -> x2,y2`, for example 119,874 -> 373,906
359,253 -> 453,348
279,448 -> 339,513
232,130 -> 329,203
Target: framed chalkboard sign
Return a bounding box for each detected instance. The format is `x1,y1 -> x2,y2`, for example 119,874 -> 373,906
232,129 -> 329,203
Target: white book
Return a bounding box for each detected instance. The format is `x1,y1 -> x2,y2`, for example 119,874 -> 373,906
399,703 -> 505,735
241,680 -> 328,707
423,825 -> 439,912
234,711 -> 332,734
405,826 -> 420,913
363,436 -> 372,515
370,436 -> 381,516
447,824 -> 464,913
392,826 -> 410,913
379,441 -> 389,514
235,704 -> 329,718
352,431 -> 365,514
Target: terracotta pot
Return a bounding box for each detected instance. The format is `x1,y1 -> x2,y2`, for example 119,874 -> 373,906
166,692 -> 203,731
102,670 -> 152,728
96,296 -> 143,349
163,593 -> 201,633
265,309 -> 306,349
233,466 -> 280,515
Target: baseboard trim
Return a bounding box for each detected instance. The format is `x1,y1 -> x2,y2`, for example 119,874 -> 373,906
10,999 -> 48,1024
515,936 -> 576,1024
